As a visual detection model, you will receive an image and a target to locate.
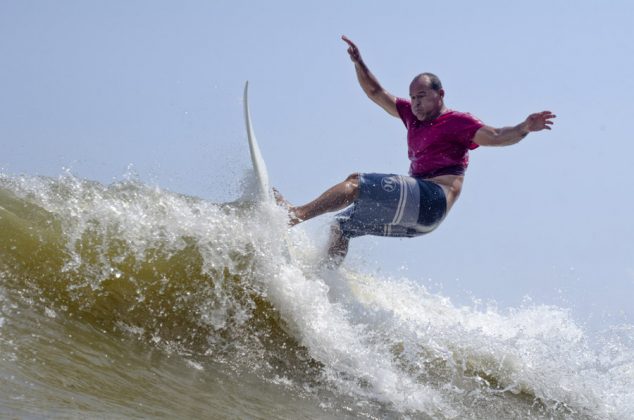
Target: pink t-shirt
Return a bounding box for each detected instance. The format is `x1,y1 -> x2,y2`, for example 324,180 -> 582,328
396,98 -> 484,178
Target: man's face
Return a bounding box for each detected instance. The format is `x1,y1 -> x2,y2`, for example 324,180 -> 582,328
409,77 -> 444,122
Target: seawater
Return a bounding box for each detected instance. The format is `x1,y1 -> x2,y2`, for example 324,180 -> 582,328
0,172 -> 632,419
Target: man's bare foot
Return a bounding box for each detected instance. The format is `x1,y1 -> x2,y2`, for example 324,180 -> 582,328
272,188 -> 302,226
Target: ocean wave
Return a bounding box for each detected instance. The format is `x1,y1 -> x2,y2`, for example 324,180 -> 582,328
1,172 -> 631,419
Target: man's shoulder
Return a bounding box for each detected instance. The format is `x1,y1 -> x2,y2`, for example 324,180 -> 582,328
443,109 -> 475,118
442,110 -> 484,125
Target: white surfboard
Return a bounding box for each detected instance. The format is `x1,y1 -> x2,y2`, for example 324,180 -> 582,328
243,81 -> 272,202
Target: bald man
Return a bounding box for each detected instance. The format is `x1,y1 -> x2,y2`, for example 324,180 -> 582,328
275,36 -> 556,266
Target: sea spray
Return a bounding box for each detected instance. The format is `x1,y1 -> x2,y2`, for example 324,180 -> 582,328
342,271 -> 619,418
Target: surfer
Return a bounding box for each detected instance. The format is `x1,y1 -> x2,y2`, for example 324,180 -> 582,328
275,35 -> 556,265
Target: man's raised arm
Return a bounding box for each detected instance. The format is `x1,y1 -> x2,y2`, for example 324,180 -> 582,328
342,35 -> 399,118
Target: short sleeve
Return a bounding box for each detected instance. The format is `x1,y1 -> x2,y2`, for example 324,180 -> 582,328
395,98 -> 413,128
455,113 -> 484,150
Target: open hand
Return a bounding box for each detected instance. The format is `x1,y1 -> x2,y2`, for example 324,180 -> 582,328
342,35 -> 362,63
524,111 -> 556,132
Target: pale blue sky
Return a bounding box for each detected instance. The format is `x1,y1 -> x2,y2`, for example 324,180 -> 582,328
1,0 -> 633,328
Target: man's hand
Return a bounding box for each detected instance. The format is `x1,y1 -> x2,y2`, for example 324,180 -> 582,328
342,35 -> 362,64
523,111 -> 556,133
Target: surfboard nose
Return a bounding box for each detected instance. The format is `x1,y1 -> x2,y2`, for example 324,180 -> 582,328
243,81 -> 272,202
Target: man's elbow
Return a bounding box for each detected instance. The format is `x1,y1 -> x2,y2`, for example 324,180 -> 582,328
474,128 -> 502,147
488,130 -> 506,146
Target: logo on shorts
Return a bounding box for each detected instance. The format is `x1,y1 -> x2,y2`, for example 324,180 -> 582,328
381,176 -> 397,192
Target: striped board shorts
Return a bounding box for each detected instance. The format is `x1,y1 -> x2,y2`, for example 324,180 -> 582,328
335,173 -> 447,239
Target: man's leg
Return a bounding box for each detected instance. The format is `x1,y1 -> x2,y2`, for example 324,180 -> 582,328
276,173 -> 360,225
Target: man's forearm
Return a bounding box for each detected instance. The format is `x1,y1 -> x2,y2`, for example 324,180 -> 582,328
353,60 -> 384,99
489,122 -> 530,146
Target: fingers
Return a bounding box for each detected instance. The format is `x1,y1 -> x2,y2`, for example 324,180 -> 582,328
342,35 -> 359,54
526,110 -> 556,132
341,35 -> 362,62
532,111 -> 557,124
540,112 -> 555,131
341,35 -> 356,48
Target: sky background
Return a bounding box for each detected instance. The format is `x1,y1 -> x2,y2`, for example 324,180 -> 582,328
1,0 -> 632,330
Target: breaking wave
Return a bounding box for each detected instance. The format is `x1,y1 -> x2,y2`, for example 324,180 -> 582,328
0,172 -> 632,419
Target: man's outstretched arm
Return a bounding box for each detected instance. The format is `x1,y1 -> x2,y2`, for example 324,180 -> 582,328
342,35 -> 399,118
474,111 -> 556,147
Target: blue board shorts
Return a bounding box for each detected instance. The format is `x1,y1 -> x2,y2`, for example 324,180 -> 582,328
335,173 -> 447,239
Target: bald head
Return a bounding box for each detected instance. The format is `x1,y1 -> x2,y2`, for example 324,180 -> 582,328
410,72 -> 443,92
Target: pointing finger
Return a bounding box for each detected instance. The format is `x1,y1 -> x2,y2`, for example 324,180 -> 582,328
341,35 -> 356,49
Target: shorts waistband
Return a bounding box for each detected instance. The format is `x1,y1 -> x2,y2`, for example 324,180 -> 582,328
411,165 -> 465,179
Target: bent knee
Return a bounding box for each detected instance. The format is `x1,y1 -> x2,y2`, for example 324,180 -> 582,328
343,173 -> 360,197
344,173 -> 360,187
